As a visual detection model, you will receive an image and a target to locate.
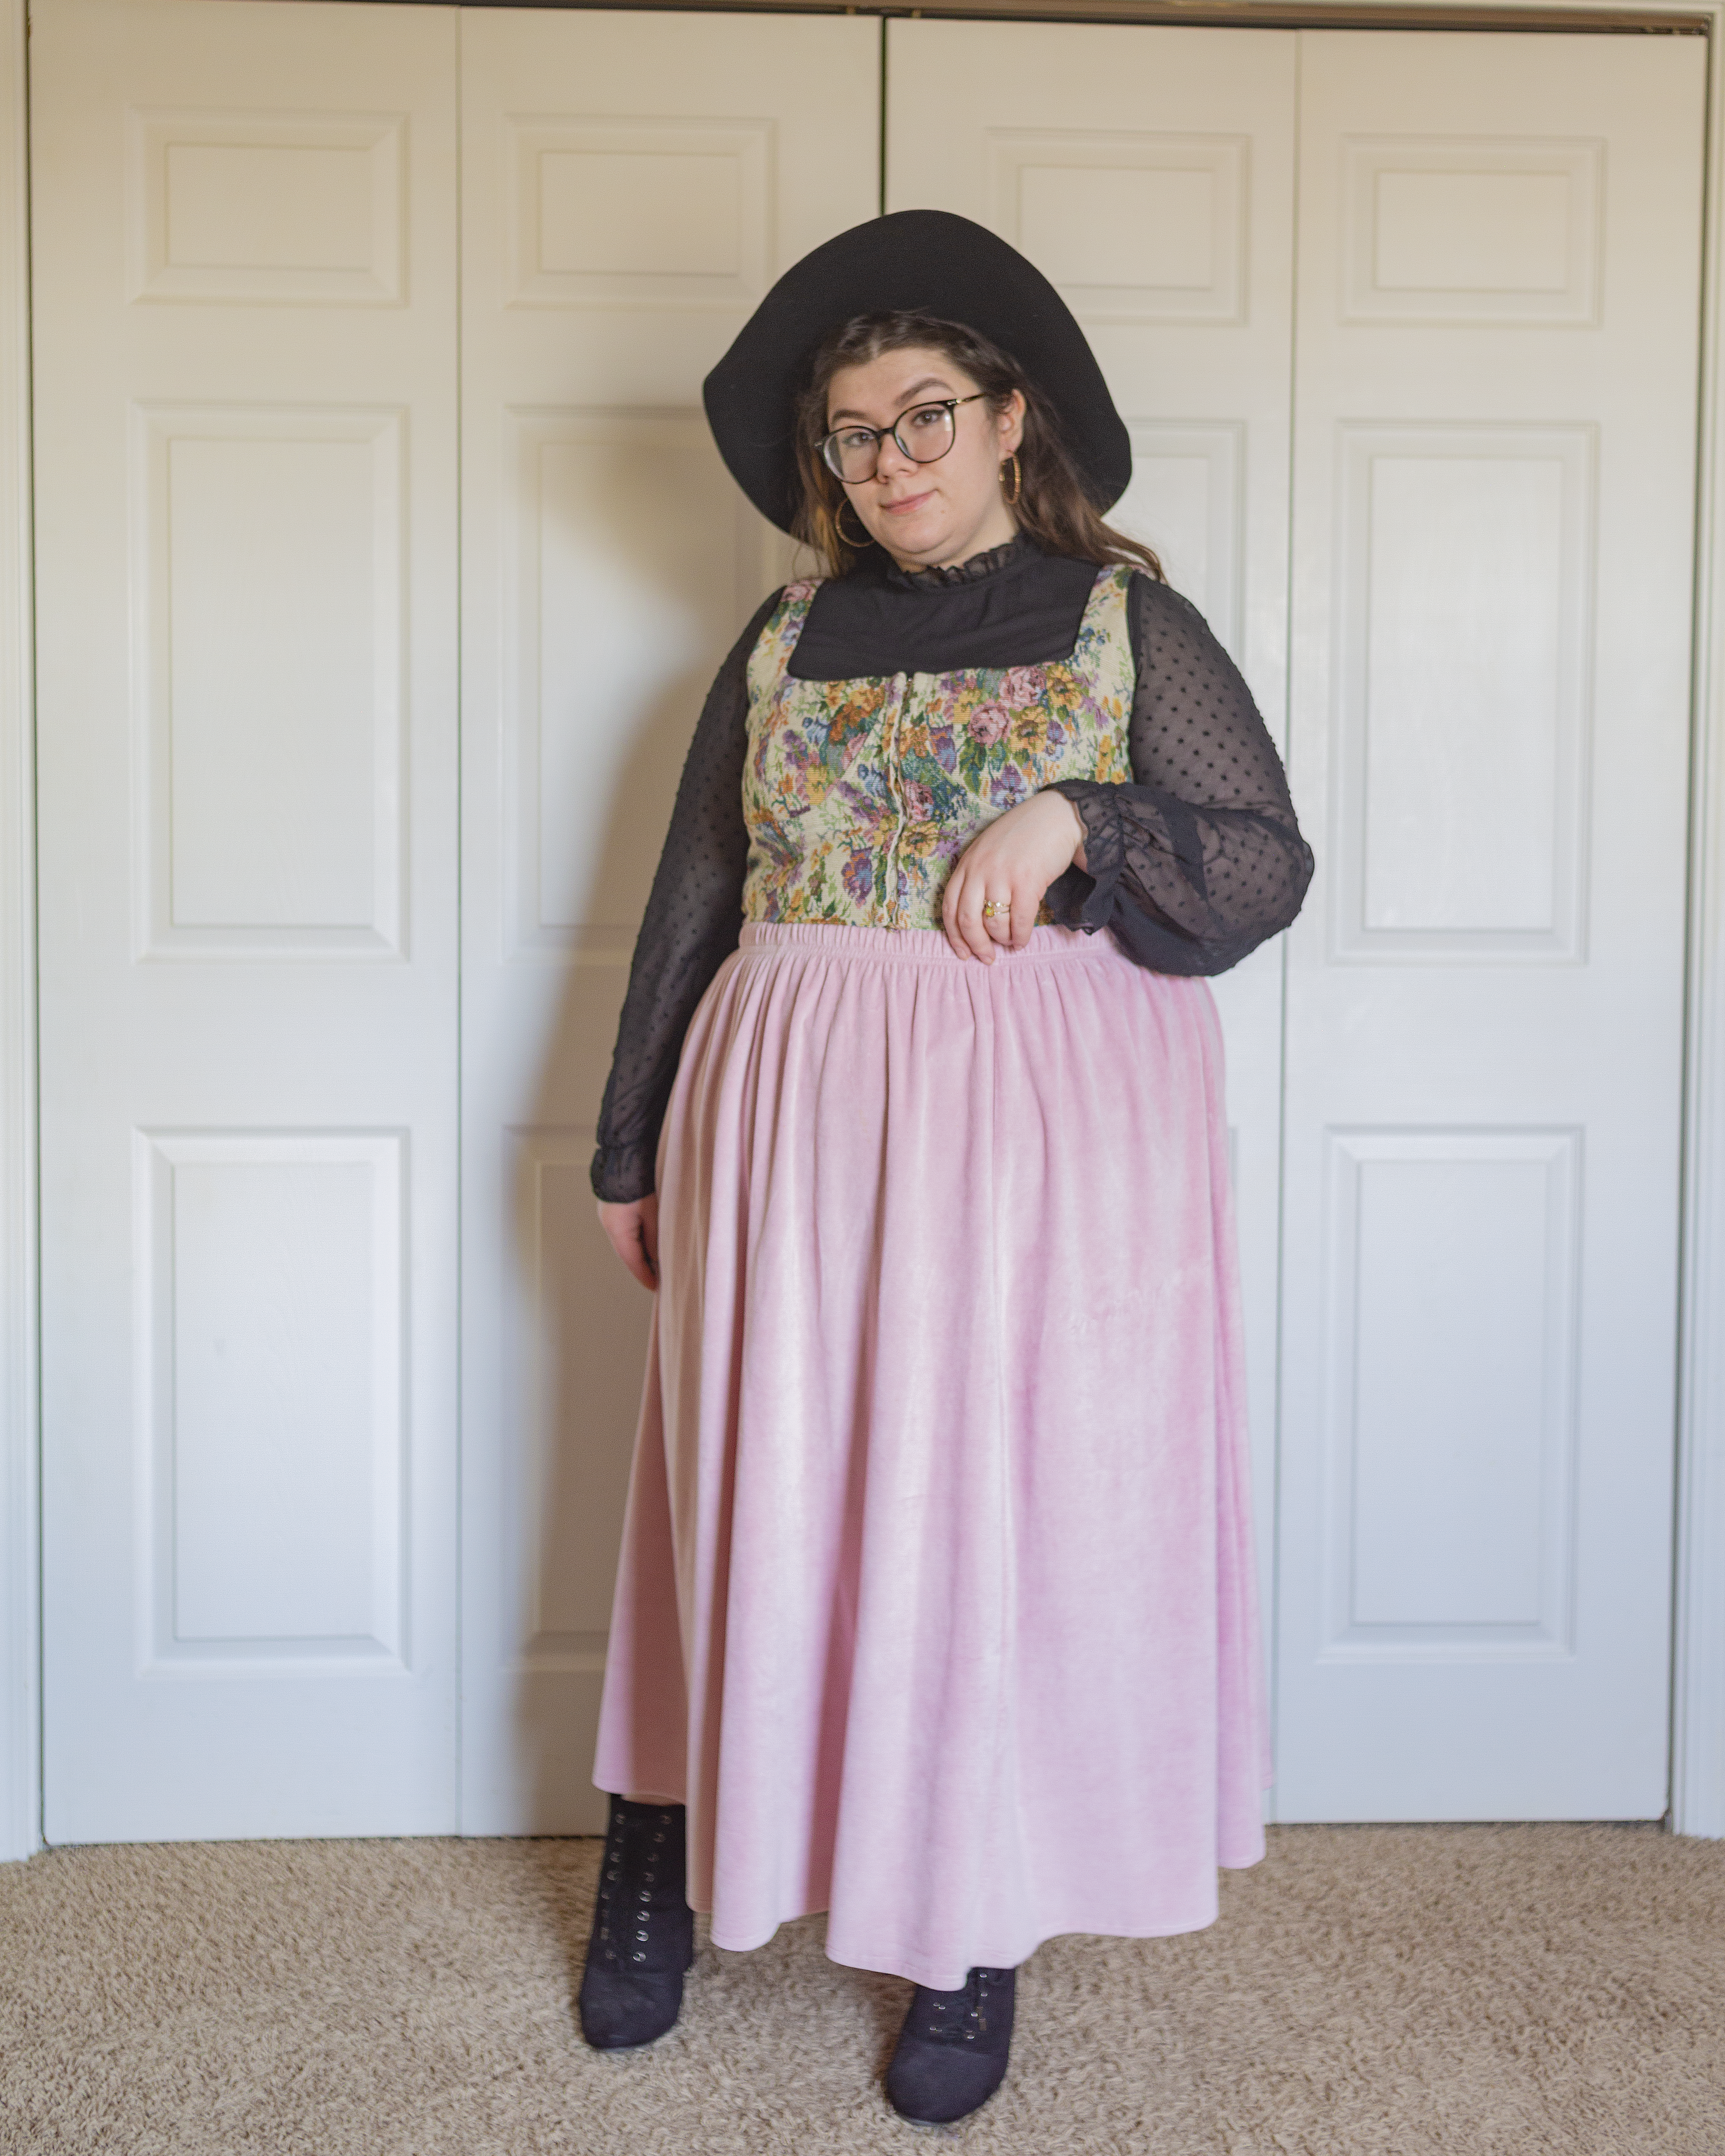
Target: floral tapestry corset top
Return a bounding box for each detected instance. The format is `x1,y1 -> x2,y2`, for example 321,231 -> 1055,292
740,565 -> 1136,930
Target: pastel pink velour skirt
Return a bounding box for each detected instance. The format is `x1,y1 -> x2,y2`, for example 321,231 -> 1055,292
593,921 -> 1268,1991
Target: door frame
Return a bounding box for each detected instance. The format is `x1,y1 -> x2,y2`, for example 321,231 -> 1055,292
4,0 -> 1725,1860
0,0 -> 34,1864
1662,0 -> 1725,1838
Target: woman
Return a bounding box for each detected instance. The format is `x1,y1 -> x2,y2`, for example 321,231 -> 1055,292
579,210 -> 1312,2127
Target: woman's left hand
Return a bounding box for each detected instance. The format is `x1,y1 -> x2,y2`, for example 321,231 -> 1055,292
942,790 -> 1088,963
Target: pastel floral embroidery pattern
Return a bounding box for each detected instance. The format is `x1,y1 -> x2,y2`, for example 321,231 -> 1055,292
742,568 -> 1135,930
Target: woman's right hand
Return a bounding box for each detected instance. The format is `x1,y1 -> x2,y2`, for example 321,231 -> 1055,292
598,1195 -> 659,1291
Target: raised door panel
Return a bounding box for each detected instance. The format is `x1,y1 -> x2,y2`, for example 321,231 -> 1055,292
886,20 -> 1296,1666
1320,1131 -> 1581,1657
1335,424 -> 1594,959
459,9 -> 880,1834
35,0 -> 458,1841
127,106 -> 408,306
136,403 -> 407,954
1278,31 -> 1703,1820
502,406 -> 767,961
137,1132 -> 408,1666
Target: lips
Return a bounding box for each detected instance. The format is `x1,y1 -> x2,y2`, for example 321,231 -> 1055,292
879,489 -> 935,517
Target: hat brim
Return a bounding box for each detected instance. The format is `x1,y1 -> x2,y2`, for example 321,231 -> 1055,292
702,210 -> 1131,536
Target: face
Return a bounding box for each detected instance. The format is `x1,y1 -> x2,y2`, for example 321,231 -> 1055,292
823,346 -> 1025,570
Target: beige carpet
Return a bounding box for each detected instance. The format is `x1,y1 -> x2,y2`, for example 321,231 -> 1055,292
3,1824 -> 1723,2154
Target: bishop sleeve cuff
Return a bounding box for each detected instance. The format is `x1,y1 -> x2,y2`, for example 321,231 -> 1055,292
590,1139 -> 659,1206
1049,778 -> 1206,930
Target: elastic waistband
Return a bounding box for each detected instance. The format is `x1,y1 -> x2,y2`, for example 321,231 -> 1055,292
735,921 -> 1113,967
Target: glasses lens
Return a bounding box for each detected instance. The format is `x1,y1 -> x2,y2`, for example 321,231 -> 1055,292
823,428 -> 880,483
896,404 -> 957,464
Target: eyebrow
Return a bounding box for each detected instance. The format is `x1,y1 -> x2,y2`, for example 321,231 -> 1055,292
826,376 -> 955,426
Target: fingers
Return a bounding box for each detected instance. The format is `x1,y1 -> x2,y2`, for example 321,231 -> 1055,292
615,1220 -> 655,1292
944,850 -> 1045,962
938,862 -> 966,959
597,1198 -> 659,1291
959,897 -> 996,963
943,857 -> 998,963
938,868 -> 972,960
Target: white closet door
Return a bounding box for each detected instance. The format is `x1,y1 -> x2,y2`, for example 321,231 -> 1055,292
458,9 -> 880,1834
1277,32 -> 1704,1819
35,0 -> 460,1840
885,20 -> 1296,1639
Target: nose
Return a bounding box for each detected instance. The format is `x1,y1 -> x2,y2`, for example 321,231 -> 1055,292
873,427 -> 916,482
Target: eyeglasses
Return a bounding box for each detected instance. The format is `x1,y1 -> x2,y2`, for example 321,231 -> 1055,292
819,393 -> 989,485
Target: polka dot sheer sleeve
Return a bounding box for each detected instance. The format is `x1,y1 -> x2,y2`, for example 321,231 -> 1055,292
1048,573 -> 1314,975
589,591 -> 781,1205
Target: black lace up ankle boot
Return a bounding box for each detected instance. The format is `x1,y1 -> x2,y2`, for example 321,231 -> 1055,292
577,1795 -> 695,2051
884,1963 -> 1017,2124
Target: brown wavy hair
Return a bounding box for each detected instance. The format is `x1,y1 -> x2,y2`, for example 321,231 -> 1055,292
792,309 -> 1163,582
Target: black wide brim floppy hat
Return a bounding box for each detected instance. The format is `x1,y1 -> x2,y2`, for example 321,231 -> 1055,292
703,209 -> 1132,536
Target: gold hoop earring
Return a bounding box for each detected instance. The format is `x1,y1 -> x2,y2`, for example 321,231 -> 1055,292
1001,453 -> 1022,506
836,499 -> 873,550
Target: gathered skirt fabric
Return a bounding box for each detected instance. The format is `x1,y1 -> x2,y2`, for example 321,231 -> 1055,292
592,921 -> 1268,1992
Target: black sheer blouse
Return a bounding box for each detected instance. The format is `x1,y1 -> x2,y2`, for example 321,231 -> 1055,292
591,536 -> 1313,1202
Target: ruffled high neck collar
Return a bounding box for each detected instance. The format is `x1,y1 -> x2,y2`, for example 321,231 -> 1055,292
882,531 -> 1033,593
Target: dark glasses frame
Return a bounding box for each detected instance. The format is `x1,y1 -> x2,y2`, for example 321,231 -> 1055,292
819,392 -> 989,482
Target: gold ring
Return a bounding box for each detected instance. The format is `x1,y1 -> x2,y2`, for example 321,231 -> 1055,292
981,899 -> 1011,919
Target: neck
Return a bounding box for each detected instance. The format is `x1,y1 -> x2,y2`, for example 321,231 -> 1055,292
888,506 -> 1020,575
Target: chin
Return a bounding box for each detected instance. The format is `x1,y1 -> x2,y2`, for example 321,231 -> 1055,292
879,514 -> 955,561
